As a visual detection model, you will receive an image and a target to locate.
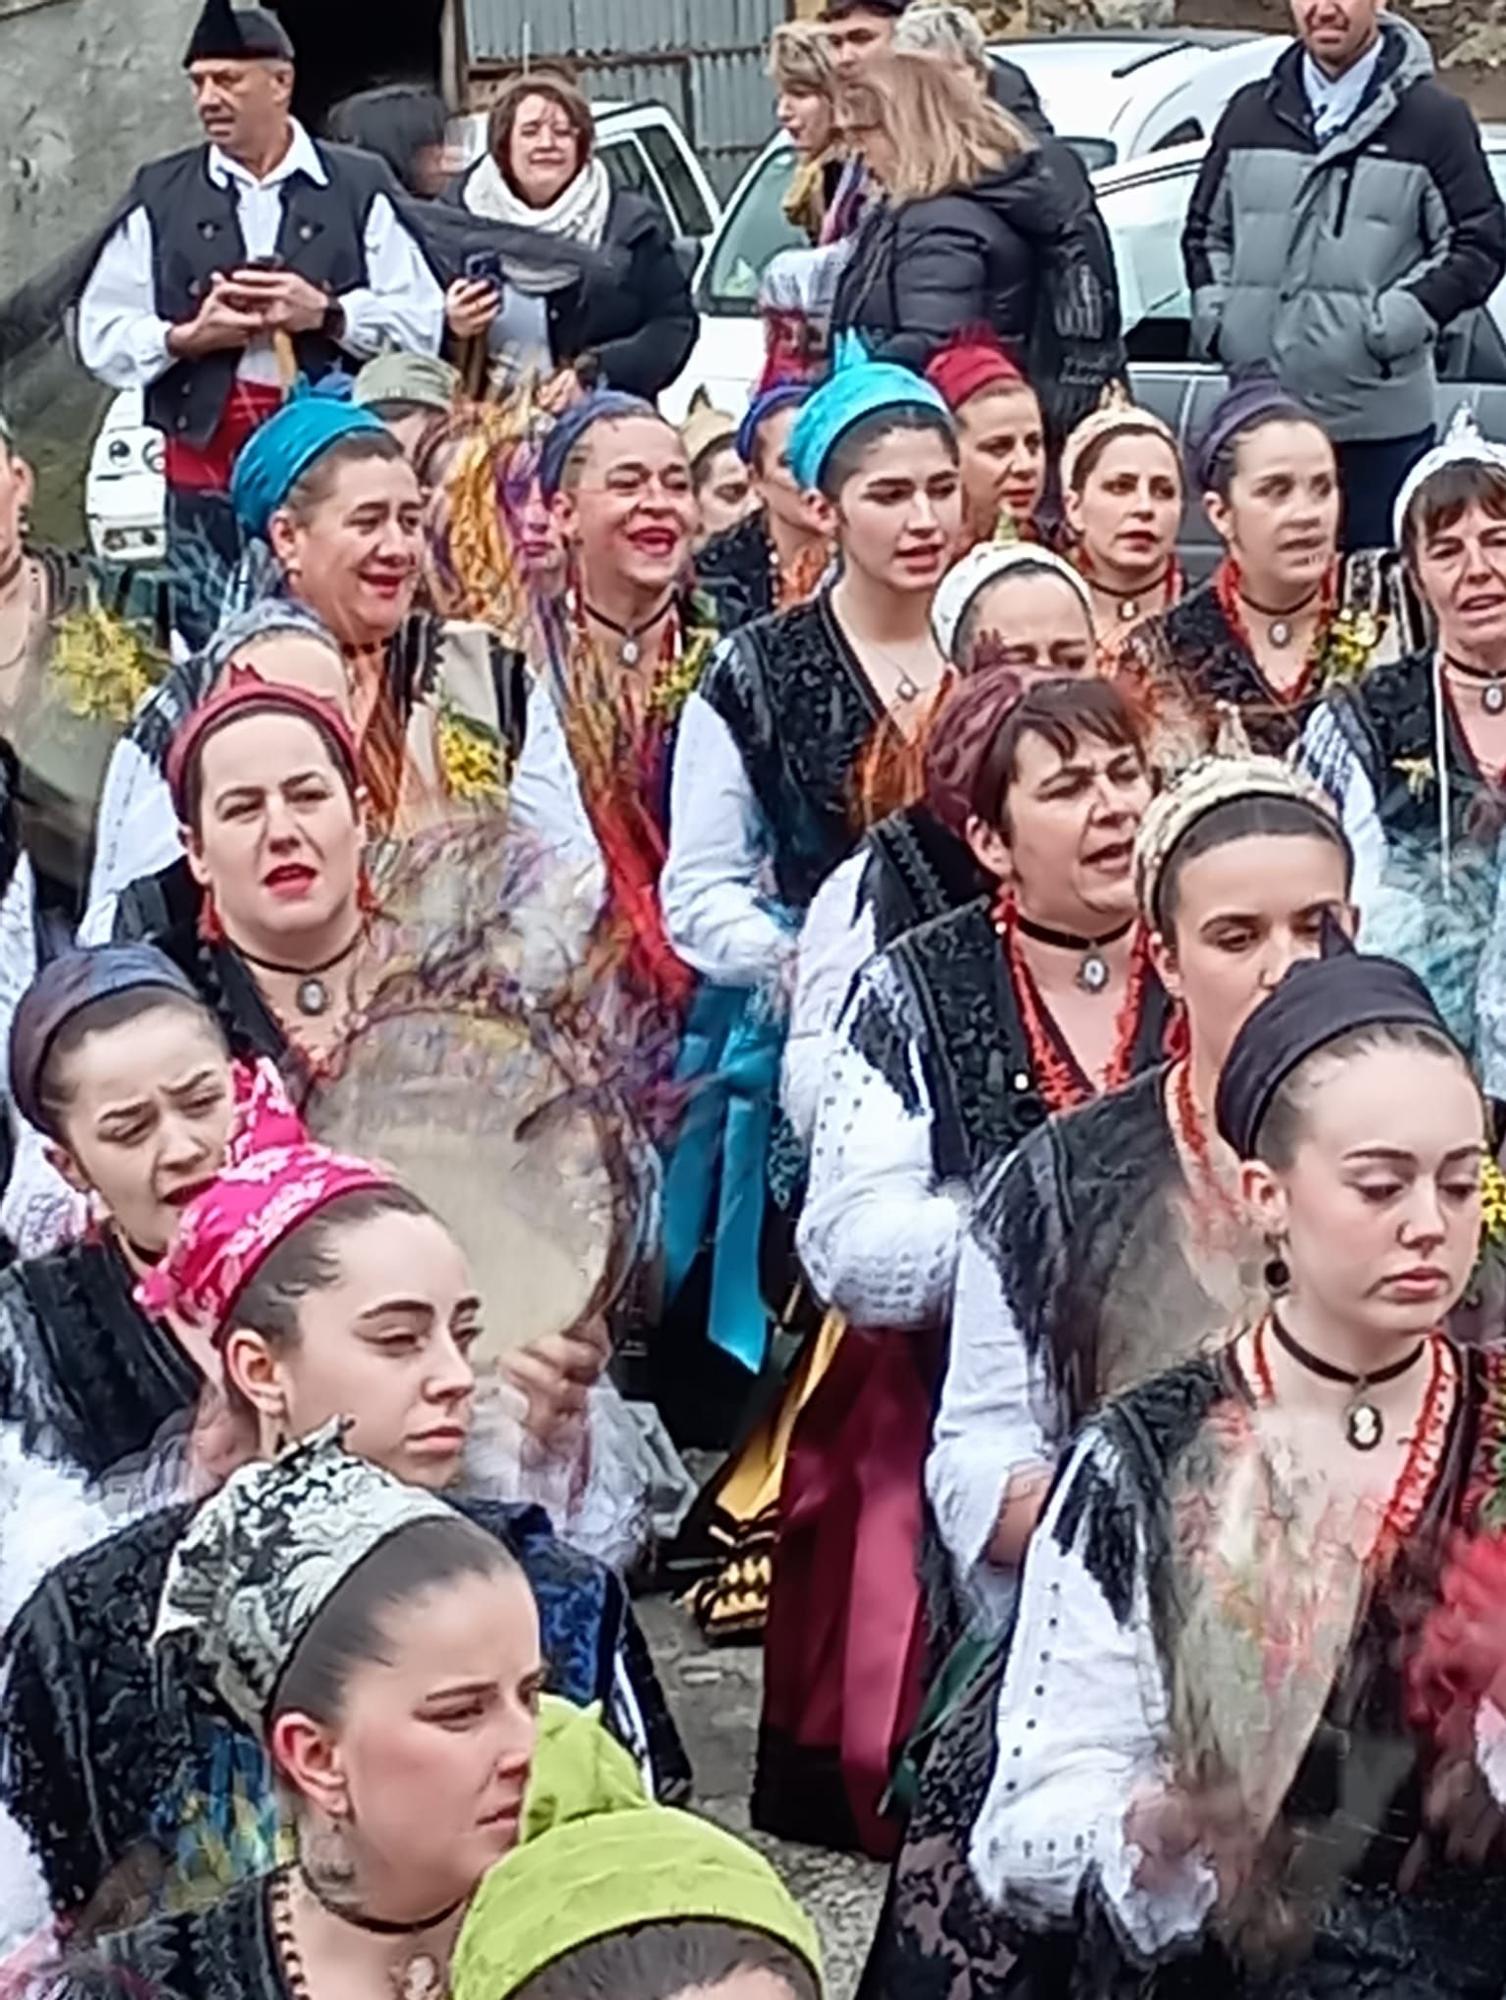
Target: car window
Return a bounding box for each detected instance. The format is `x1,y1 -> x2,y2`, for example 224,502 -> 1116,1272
1098,164 -> 1196,359
1063,137 -> 1117,174
700,148 -> 804,314
642,126 -> 714,239
601,136 -> 675,232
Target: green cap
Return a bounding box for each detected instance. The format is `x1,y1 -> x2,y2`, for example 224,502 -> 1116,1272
353,351 -> 461,415
458,1700 -> 822,2000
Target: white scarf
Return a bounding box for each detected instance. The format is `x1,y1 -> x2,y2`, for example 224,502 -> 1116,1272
463,154 -> 613,293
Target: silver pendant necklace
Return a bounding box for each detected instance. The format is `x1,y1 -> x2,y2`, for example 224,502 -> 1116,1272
1444,653 -> 1506,716
236,939 -> 358,1018
583,593 -> 677,667
1239,582 -> 1322,651
1269,1310 -> 1428,1452
1014,912 -> 1134,994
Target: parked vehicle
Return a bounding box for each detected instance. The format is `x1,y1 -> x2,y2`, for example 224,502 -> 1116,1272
85,389 -> 167,567
85,101 -> 720,563
663,29 -> 1289,421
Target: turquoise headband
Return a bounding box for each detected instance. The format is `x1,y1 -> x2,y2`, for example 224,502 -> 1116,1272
231,387 -> 388,538
787,345 -> 952,492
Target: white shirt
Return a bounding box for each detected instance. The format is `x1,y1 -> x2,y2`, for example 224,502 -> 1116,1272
798,953 -> 967,1330
969,1423 -> 1217,1956
662,683 -> 794,990
77,121 -> 443,393
781,849 -> 875,1146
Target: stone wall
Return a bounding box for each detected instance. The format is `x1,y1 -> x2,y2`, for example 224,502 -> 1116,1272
0,0 -> 199,531
0,0 -> 200,292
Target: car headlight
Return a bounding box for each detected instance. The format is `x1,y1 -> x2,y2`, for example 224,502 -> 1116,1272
144,437 -> 165,475
107,437 -> 130,466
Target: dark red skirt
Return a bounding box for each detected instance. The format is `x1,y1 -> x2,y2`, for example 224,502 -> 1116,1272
753,1321 -> 942,1859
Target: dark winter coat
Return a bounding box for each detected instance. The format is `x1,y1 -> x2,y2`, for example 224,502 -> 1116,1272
1183,15 -> 1506,442
831,141 -> 1123,444
832,151 -> 1062,372
447,171 -> 698,401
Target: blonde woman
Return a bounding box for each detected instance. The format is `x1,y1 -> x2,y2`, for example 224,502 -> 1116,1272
830,53 -> 1059,364
770,22 -> 840,242
831,51 -> 1122,447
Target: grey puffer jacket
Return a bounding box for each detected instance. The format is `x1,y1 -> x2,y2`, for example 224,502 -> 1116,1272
1183,16 -> 1506,442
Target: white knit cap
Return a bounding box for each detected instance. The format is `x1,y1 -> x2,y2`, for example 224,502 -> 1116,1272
931,542 -> 1095,662
1392,403 -> 1506,548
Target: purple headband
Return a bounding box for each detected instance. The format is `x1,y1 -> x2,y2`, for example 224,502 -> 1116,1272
1192,369 -> 1317,493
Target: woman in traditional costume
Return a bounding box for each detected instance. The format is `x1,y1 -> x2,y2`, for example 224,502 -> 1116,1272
664,352 -> 961,996
923,334 -> 1046,550
783,543 -> 1096,1150
951,952 -> 1506,1997
657,357 -> 962,1542
1299,410 -> 1506,1081
696,385 -> 829,637
0,1145 -> 685,1947
452,1707 -> 823,2000
532,391 -> 709,1014
1123,372 -> 1394,766
0,946 -> 299,1562
151,671 -> 662,1570
756,673 -> 1167,1861
1060,393 -> 1184,671
40,1427 -> 546,2000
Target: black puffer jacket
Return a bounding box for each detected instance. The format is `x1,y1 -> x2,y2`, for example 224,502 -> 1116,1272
832,152 -> 1062,370
831,145 -> 1122,443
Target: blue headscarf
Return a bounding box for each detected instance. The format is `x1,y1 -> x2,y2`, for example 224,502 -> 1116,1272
537,391 -> 657,502
9,945 -> 206,1138
736,383 -> 810,467
230,390 -> 388,539
787,340 -> 952,493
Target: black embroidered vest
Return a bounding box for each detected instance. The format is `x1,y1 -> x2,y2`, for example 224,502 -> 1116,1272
696,594 -> 884,911
890,899 -> 1045,1183
124,141 -> 391,448
863,803 -> 989,954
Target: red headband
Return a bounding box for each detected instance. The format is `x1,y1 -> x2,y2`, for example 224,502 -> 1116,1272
925,333 -> 1026,415
137,1143 -> 397,1334
166,665 -> 361,822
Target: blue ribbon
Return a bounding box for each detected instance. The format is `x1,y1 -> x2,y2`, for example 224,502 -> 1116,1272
661,981 -> 786,1372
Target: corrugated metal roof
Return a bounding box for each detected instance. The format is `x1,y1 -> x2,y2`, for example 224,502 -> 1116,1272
463,0 -> 783,63
462,0 -> 782,193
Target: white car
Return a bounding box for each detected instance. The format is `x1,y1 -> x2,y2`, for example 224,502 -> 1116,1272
86,389 -> 168,565
84,101 -> 721,563
661,29 -> 1290,421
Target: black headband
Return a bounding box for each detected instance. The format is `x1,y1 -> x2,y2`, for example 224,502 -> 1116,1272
1214,953 -> 1458,1159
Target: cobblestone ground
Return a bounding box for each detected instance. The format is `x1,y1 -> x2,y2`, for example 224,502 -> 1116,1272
636,1595 -> 889,2000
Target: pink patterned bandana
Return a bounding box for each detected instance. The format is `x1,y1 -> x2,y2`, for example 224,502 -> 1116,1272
138,1143 -> 396,1334
227,1057 -> 308,1164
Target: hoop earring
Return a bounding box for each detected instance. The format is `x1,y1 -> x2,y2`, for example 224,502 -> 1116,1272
1263,1237 -> 1291,1296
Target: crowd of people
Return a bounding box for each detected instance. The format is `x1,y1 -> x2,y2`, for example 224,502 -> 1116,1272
6,0 -> 1506,1993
